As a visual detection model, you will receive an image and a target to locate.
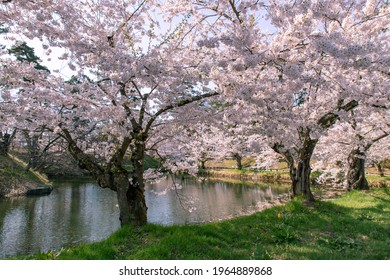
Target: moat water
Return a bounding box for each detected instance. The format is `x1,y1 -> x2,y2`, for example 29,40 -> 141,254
0,176 -> 289,258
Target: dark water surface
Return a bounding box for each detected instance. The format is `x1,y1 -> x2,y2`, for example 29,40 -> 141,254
0,176 -> 289,258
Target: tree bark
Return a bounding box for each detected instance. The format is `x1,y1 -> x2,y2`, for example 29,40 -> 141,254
347,149 -> 369,190
114,168 -> 147,226
233,153 -> 242,170
374,162 -> 385,177
0,139 -> 8,156
0,130 -> 16,156
23,132 -> 40,171
272,128 -> 317,202
63,128 -> 148,226
292,154 -> 315,202
125,139 -> 148,226
292,131 -> 318,201
198,160 -> 206,170
293,128 -> 317,201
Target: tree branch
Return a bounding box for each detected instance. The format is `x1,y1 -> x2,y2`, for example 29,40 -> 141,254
144,91 -> 219,134
317,100 -> 359,129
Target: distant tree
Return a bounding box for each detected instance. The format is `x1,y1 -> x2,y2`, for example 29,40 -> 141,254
183,0 -> 389,201
8,42 -> 49,72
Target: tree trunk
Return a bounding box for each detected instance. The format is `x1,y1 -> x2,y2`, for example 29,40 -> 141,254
64,129 -> 148,227
292,156 -> 315,202
0,130 -> 15,156
273,129 -> 317,202
24,134 -> 40,171
199,160 -> 206,170
234,153 -> 242,170
114,168 -> 147,226
374,162 -> 385,177
125,140 -> 148,226
293,129 -> 317,202
0,140 -> 8,156
347,149 -> 369,190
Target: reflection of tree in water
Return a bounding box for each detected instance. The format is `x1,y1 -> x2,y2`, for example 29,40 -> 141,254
1,178 -> 290,257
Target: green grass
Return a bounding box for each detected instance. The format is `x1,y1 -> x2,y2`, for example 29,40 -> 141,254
367,174 -> 390,182
17,188 -> 390,260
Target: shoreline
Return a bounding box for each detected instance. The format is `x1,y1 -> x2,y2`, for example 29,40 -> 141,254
10,188 -> 390,260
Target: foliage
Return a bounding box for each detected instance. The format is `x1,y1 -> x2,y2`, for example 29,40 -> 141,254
143,155 -> 162,170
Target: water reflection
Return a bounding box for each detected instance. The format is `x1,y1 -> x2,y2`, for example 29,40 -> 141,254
0,176 -> 289,258
148,177 -> 288,225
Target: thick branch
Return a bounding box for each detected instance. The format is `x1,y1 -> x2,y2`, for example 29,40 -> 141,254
365,132 -> 389,151
144,91 -> 219,133
60,127 -> 105,179
118,82 -> 139,129
317,100 -> 359,129
108,136 -> 132,170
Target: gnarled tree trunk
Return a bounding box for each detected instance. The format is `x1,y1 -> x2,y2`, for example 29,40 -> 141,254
347,149 -> 369,190
272,128 -> 317,202
198,159 -> 207,170
23,132 -> 40,171
64,128 -> 148,227
114,167 -> 147,226
125,139 -> 148,226
292,154 -> 315,202
293,129 -> 317,202
0,139 -> 8,156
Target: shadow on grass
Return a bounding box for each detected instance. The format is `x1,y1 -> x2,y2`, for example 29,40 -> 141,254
263,193 -> 390,260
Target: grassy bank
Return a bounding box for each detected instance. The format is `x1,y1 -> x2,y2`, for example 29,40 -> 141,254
206,168 -> 390,188
366,174 -> 390,188
205,169 -> 291,183
0,155 -> 49,197
19,188 -> 390,260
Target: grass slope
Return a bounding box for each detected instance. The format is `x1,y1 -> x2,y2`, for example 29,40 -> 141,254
22,188 -> 390,260
0,155 -> 48,197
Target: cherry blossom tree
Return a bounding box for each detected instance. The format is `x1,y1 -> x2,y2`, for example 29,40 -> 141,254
215,125 -> 262,170
0,0 -> 218,226
184,0 -> 389,201
0,26 -> 15,156
0,0 -> 388,228
145,0 -> 390,201
0,50 -> 43,156
367,139 -> 390,177
254,146 -> 284,171
0,130 -> 15,155
345,111 -> 388,190
153,107 -> 225,174
314,107 -> 389,189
